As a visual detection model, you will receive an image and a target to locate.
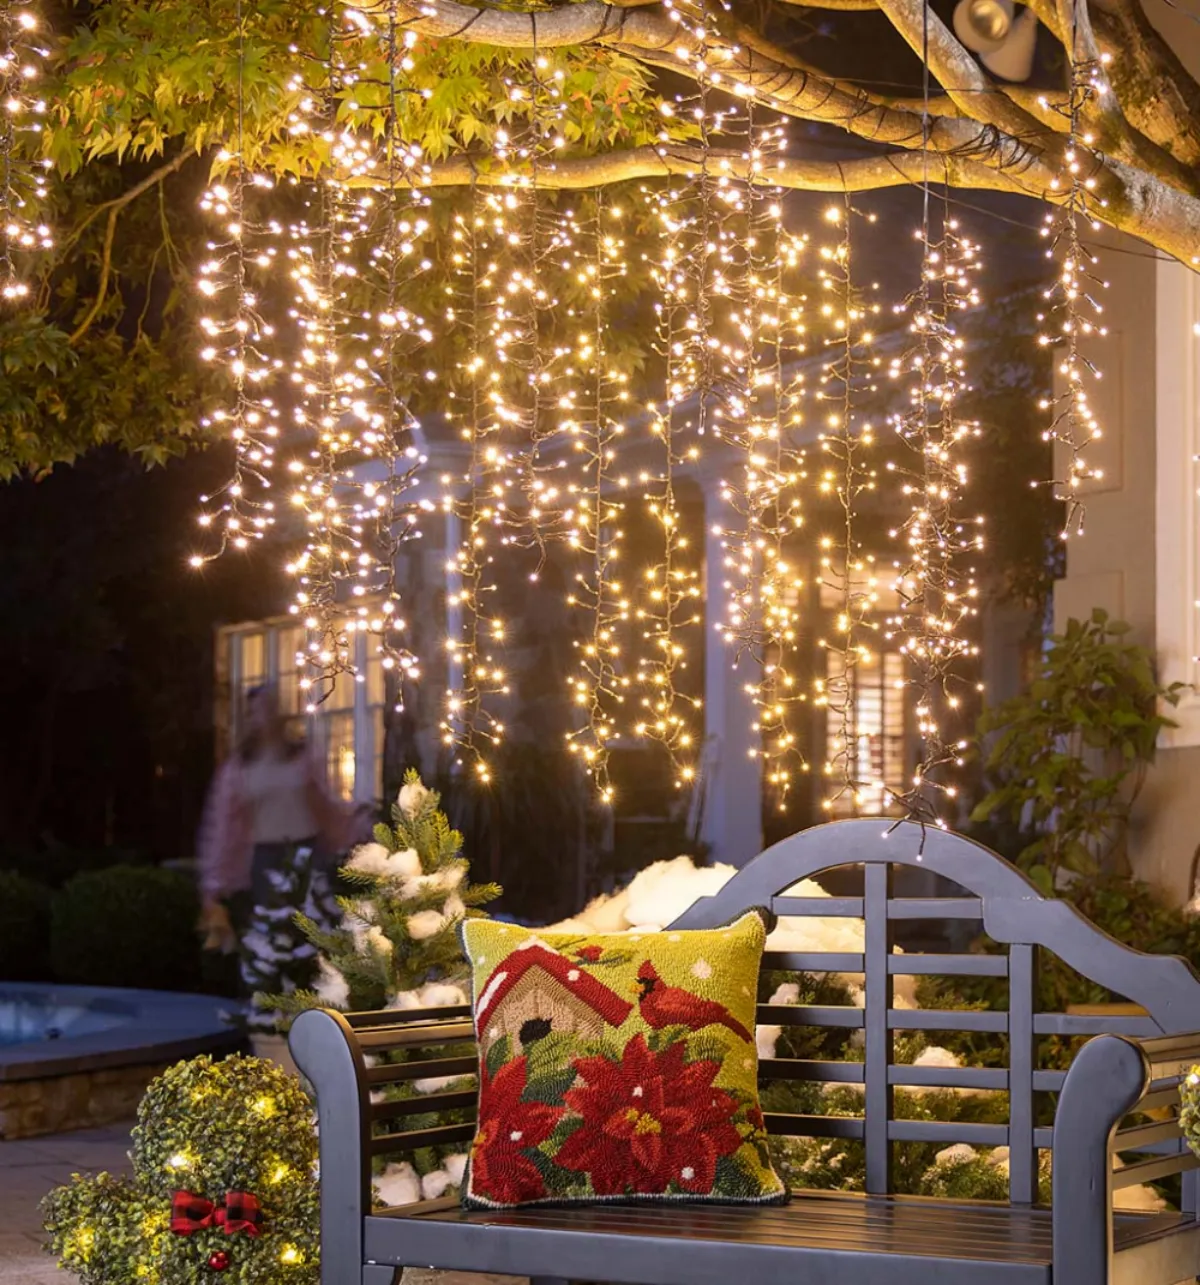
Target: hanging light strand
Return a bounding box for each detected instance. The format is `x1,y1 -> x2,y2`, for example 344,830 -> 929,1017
564,191 -> 632,802
1037,3 -> 1109,537
346,0 -> 436,690
816,196 -> 883,815
193,0 -> 282,564
716,110 -> 812,811
0,0 -> 51,303
884,0 -> 983,824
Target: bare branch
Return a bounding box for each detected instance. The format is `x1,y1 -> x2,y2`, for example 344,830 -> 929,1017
66,152 -> 193,346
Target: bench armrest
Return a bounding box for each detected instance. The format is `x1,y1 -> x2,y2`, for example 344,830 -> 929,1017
290,1005 -> 481,1285
1051,1030 -> 1200,1285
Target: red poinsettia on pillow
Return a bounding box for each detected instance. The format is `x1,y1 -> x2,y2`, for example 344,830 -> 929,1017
470,1058 -> 564,1205
556,1035 -> 742,1196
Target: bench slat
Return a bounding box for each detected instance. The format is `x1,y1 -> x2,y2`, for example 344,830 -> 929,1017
758,1058 -> 865,1084
888,1066 -> 1008,1091
890,1010 -> 1009,1033
369,1122 -> 476,1157
1033,1015 -> 1159,1037
762,951 -> 865,972
889,954 -> 1009,977
365,1056 -> 478,1086
772,896 -> 863,917
763,1112 -> 866,1140
888,1120 -> 1009,1145
757,1004 -> 865,1028
1111,1152 -> 1200,1189
888,899 -> 984,920
356,1021 -> 476,1051
370,1090 -> 478,1123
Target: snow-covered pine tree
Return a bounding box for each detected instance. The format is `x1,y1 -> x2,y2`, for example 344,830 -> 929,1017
278,770 -> 500,1015
240,844 -> 341,1035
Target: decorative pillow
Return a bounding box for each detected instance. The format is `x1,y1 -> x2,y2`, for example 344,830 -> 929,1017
460,911 -> 785,1208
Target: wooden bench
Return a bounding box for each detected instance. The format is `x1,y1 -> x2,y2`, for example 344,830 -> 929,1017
290,819 -> 1200,1285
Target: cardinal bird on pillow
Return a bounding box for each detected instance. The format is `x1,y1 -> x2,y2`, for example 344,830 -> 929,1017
635,959 -> 753,1040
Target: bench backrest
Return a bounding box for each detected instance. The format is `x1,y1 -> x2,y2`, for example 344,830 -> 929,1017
672,819 -> 1200,1202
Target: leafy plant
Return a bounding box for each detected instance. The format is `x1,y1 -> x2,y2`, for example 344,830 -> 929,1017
50,864 -> 201,991
44,1055 -> 319,1284
0,871 -> 53,980
971,609 -> 1185,890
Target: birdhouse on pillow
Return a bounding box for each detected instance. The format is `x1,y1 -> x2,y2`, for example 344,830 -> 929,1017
474,939 -> 632,1054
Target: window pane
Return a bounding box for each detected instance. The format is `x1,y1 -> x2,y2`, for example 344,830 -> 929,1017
277,626 -> 304,716
824,647 -> 907,817
326,712 -> 356,802
241,633 -> 266,690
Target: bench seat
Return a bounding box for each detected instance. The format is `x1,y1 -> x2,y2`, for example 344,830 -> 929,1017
363,1191 -> 1200,1285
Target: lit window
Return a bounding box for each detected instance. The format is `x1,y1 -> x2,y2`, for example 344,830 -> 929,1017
824,648 -> 908,817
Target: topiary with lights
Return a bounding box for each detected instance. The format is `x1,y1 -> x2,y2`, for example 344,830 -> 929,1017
43,1055 -> 319,1284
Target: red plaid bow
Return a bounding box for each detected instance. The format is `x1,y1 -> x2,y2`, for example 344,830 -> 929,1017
170,1190 -> 263,1237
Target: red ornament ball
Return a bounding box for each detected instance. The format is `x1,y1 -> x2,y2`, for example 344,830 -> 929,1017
207,1251 -> 231,1272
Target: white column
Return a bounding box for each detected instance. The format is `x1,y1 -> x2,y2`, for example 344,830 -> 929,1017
1155,257 -> 1200,748
697,479 -> 763,867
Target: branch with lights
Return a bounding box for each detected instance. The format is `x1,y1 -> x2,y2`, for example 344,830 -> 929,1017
0,0 -> 51,303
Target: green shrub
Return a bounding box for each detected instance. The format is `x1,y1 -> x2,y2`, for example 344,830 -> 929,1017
0,870 -> 52,980
51,865 -> 201,991
0,845 -> 148,889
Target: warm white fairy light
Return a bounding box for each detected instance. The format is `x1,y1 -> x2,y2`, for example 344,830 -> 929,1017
559,193 -> 634,801
283,6 -> 434,707
814,198 -> 885,814
885,203 -> 984,823
340,0 -> 435,691
191,0 -> 283,565
713,112 -> 813,810
1037,43 -> 1109,538
439,185 -> 516,779
0,0 -> 52,302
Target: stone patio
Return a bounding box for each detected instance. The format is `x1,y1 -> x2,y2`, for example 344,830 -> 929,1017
0,1119 -> 133,1283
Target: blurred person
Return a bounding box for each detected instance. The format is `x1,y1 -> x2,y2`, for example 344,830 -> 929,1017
196,684 -> 364,952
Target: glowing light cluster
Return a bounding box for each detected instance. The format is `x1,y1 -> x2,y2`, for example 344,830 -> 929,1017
814,198 -> 885,814
1038,48 -> 1111,537
885,206 -> 984,821
712,114 -> 813,810
0,0 -> 52,302
193,1 -> 283,561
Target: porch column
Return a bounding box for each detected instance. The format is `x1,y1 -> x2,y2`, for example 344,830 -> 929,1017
698,478 -> 763,867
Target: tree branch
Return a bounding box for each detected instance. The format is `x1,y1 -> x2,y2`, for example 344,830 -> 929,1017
66,152 -> 192,347
392,142 -> 1024,191
387,0 -> 1200,263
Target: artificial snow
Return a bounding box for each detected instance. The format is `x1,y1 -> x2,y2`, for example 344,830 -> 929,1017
376,1162 -> 421,1207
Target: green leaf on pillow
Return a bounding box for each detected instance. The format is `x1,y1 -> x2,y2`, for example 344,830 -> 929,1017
485,1035 -> 513,1080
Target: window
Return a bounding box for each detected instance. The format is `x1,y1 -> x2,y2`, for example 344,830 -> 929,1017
326,711 -> 357,802
824,648 -> 908,817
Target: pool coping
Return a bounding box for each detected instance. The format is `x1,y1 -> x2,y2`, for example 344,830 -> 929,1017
0,984 -> 246,1082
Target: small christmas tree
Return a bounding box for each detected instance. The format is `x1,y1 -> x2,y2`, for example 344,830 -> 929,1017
43,1056 -> 320,1284
278,770 -> 500,1014
241,845 -> 341,1035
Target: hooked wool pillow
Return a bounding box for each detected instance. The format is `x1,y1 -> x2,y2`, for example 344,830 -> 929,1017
460,911 -> 785,1208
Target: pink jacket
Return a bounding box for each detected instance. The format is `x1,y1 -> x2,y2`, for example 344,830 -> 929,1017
196,749 -> 364,902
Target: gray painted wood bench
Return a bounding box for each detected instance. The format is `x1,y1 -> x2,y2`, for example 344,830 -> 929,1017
290,819 -> 1200,1285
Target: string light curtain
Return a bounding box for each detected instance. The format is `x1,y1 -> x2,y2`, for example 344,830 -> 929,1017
1038,0 -> 1109,537
815,198 -> 884,815
714,111 -> 812,813
0,0 -> 52,302
193,0 -> 284,562
563,189 -> 632,802
884,1 -> 983,825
